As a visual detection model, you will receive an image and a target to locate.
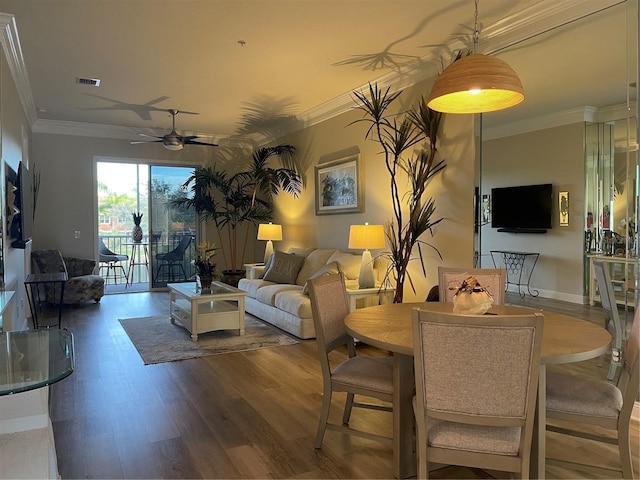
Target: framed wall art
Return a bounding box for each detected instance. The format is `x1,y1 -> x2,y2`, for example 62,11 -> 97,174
559,191 -> 569,226
315,154 -> 362,215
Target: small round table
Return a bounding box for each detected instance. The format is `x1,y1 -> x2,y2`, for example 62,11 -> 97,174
123,242 -> 149,287
344,302 -> 612,479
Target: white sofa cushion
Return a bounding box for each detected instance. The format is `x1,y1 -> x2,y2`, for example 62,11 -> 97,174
238,278 -> 274,297
301,261 -> 340,295
295,248 -> 338,285
326,250 -> 362,279
274,289 -> 313,319
255,283 -> 303,306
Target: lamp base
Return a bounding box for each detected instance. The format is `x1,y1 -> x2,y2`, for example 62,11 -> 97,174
357,250 -> 376,289
264,240 -> 274,264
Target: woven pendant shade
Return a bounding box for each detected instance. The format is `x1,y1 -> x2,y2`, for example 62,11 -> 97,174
427,53 -> 524,114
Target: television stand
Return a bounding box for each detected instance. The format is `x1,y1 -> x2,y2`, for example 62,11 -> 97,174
490,251 -> 540,298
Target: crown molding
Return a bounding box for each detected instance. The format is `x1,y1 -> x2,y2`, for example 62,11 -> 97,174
483,106 -> 598,140
0,13 -> 37,127
2,0 -> 629,142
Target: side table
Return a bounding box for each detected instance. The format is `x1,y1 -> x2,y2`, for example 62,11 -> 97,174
124,242 -> 149,287
490,250 -> 540,298
24,273 -> 67,329
345,284 -> 395,312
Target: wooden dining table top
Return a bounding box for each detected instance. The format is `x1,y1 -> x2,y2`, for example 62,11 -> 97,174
344,302 -> 612,364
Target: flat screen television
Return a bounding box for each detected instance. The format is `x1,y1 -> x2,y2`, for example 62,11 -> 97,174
9,161 -> 34,248
491,183 -> 552,233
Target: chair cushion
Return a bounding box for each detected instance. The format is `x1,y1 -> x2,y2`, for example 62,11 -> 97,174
302,261 -> 340,295
326,251 -> 362,280
546,370 -> 623,419
295,249 -> 338,286
263,251 -> 305,284
427,420 -> 521,456
332,356 -> 394,396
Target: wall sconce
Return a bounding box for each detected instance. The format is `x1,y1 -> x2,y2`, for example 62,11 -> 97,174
257,223 -> 282,264
348,223 -> 386,288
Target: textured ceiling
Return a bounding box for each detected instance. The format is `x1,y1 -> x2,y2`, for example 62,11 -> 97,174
0,0 -> 636,146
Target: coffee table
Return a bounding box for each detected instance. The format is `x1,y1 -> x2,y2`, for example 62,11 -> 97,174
168,282 -> 247,341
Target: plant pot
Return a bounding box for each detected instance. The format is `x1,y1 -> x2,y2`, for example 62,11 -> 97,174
131,225 -> 143,243
221,270 -> 246,288
197,273 -> 213,293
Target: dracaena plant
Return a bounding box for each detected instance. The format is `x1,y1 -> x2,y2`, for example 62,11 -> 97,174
351,83 -> 446,303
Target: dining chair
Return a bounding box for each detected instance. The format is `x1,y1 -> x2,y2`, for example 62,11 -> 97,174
308,272 -> 393,448
592,260 -> 625,380
545,307 -> 639,479
412,308 -> 544,479
437,266 -> 506,305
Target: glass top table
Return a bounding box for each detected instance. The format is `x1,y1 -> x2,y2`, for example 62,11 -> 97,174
0,329 -> 74,396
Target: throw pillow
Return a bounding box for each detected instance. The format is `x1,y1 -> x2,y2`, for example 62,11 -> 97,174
326,250 -> 362,279
295,248 -> 338,286
263,250 -> 306,284
258,253 -> 275,279
302,261 -> 341,295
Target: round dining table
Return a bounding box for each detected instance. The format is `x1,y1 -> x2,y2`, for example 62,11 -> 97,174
344,302 -> 612,479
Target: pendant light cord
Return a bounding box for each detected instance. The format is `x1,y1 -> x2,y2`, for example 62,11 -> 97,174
473,0 -> 480,53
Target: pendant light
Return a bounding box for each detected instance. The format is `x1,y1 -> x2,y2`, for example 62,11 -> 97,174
427,0 -> 524,114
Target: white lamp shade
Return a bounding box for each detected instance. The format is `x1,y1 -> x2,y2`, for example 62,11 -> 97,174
257,223 -> 283,241
427,54 -> 524,114
348,224 -> 385,250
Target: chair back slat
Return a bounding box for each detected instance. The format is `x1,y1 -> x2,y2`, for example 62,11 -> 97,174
593,261 -> 623,351
438,267 -> 506,305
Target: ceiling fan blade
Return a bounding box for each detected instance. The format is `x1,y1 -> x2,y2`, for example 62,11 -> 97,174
184,139 -> 219,147
138,133 -> 163,139
130,140 -> 163,145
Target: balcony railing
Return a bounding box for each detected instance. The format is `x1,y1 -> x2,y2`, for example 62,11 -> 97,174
99,233 -> 196,287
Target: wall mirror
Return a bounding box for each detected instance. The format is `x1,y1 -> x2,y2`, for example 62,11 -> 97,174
479,0 -> 638,303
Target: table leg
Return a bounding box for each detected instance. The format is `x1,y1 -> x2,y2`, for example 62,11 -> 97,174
393,353 -> 416,479
531,364 -> 547,479
25,283 -> 38,329
56,282 -> 65,328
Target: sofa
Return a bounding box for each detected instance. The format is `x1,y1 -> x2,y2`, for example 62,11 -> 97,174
31,250 -> 105,304
238,247 -> 384,339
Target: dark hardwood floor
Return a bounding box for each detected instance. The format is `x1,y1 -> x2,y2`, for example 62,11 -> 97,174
48,290 -> 639,479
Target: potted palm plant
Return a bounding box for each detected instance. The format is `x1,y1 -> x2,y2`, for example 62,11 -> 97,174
170,144 -> 303,286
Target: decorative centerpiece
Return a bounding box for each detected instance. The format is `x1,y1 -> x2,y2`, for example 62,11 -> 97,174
450,276 -> 494,315
194,241 -> 218,292
132,212 -> 143,243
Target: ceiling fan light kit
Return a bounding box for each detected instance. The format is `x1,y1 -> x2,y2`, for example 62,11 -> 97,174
427,53 -> 525,114
131,108 -> 218,150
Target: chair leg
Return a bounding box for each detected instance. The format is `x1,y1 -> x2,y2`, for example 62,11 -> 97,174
315,389 -> 333,449
619,419 -> 634,479
342,393 -> 355,425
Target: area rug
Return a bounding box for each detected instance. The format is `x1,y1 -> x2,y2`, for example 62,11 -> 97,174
119,314 -> 299,365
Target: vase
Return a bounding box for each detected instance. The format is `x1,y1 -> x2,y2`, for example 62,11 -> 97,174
197,273 -> 213,293
221,269 -> 246,288
131,225 -> 143,243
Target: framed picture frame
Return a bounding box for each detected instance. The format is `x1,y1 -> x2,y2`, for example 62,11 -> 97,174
559,191 -> 569,226
315,154 -> 362,215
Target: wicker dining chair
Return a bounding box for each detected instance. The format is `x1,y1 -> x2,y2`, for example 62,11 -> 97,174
412,308 -> 544,479
308,272 -> 393,448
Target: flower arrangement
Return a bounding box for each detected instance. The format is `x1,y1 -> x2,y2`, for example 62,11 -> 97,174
194,241 -> 219,278
449,276 -> 494,315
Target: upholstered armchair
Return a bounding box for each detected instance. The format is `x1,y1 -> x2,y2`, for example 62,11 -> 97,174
32,250 -> 105,304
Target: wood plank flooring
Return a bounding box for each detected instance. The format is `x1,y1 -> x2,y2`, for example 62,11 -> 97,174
48,290 -> 639,479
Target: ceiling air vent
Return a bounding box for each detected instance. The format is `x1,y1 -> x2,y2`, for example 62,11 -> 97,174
76,77 -> 101,87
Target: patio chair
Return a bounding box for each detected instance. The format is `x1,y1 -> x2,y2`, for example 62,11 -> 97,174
155,235 -> 192,283
98,238 -> 128,285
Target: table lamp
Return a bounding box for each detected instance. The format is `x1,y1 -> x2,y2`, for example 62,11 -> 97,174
257,223 -> 283,264
348,223 -> 385,288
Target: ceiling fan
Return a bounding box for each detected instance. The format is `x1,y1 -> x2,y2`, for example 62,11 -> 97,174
131,109 -> 218,151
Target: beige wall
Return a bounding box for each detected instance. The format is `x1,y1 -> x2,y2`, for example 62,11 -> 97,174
273,79 -> 476,302
481,123 -> 586,302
